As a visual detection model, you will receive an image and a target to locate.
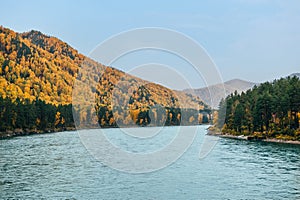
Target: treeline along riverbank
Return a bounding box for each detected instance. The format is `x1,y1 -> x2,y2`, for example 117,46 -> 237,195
0,97 -> 74,139
215,75 -> 300,141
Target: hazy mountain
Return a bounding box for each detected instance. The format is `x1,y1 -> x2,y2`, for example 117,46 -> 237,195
184,79 -> 257,108
289,73 -> 300,79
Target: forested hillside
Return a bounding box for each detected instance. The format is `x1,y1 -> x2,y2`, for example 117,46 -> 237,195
216,76 -> 300,141
0,26 -> 210,137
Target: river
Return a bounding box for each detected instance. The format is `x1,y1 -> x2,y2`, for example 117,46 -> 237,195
0,125 -> 299,199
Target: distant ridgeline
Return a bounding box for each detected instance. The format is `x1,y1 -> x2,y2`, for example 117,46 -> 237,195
0,26 -> 211,135
216,76 -> 300,141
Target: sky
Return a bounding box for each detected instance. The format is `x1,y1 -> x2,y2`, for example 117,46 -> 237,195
1,0 -> 300,89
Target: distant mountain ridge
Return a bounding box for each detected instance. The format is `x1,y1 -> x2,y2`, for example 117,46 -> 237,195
184,73 -> 300,109
184,79 -> 257,108
289,73 -> 300,79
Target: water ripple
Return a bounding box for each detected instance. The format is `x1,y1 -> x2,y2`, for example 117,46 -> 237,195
1,127 -> 299,199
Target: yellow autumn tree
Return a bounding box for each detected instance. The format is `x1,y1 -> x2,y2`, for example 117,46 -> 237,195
55,111 -> 61,127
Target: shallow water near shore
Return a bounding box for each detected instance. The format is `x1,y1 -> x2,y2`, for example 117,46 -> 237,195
1,125 -> 299,199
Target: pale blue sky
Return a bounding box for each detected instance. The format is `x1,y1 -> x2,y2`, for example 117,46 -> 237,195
1,0 -> 300,88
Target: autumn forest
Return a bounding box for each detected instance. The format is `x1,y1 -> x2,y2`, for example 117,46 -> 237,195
0,26 -> 211,138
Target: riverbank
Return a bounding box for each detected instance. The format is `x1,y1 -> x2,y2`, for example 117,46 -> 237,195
207,131 -> 300,145
0,127 -> 76,140
1,123 -> 211,140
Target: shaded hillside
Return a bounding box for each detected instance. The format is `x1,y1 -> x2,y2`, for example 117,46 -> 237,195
0,26 -> 210,133
184,79 -> 257,108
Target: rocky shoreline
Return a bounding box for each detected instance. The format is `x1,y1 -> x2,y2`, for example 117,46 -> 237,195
207,131 -> 300,145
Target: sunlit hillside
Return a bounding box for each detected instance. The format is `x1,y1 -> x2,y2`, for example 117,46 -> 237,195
0,26 -> 211,133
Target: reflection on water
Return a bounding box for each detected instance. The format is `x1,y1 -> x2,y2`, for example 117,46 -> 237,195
0,126 -> 299,199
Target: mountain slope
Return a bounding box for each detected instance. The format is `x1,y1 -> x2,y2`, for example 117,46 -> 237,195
184,79 -> 257,108
0,26 -> 210,130
0,27 -> 82,104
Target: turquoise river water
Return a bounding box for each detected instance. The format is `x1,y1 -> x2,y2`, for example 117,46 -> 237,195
1,125 -> 299,199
